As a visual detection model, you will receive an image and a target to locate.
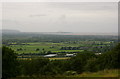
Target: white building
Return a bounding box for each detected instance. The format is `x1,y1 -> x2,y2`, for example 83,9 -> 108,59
95,53 -> 102,55
44,54 -> 57,57
65,54 -> 75,57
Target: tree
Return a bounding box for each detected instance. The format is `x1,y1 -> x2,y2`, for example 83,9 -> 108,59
95,43 -> 120,70
87,43 -> 120,72
70,51 -> 96,73
47,51 -> 52,54
21,57 -> 50,76
84,58 -> 98,72
2,46 -> 19,79
36,48 -> 40,51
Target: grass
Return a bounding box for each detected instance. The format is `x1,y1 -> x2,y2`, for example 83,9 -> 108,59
9,42 -> 84,54
49,57 -> 70,60
11,69 -> 119,79
52,50 -> 84,53
68,69 -> 119,77
8,41 -> 111,54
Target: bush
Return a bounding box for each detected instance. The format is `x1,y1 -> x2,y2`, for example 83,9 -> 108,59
2,46 -> 19,79
64,71 -> 77,76
19,57 -> 50,76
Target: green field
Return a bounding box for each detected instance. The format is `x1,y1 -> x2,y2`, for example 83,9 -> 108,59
9,42 -> 85,54
8,41 -> 114,54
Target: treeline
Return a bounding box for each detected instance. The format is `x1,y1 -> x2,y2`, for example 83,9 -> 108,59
60,45 -> 113,53
2,43 -> 120,79
2,33 -> 118,44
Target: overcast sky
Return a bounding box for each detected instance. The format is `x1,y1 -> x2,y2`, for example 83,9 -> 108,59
2,2 -> 118,33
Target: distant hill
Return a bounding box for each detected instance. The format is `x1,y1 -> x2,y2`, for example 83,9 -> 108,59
63,32 -> 118,36
1,29 -> 118,36
1,29 -> 21,34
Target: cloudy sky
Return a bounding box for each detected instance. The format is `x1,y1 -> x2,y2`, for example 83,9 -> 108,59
2,2 -> 118,33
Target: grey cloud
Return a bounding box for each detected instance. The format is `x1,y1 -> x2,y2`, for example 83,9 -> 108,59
2,2 -> 118,33
46,2 -> 117,11
29,14 -> 47,17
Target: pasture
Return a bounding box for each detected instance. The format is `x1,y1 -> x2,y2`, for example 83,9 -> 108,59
9,42 -> 85,54
9,41 -> 114,54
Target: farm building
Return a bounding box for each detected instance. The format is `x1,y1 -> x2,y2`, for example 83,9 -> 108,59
95,53 -> 102,55
44,54 -> 57,57
65,54 -> 75,57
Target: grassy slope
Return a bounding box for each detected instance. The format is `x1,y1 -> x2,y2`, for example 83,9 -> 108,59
67,69 -> 119,77
12,69 -> 119,79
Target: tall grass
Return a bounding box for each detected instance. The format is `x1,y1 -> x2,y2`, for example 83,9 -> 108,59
72,69 -> 119,77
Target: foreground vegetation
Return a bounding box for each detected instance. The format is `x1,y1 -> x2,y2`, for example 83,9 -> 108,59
69,69 -> 119,77
2,42 -> 120,79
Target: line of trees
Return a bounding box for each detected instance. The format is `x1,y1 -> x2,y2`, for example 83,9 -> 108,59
3,33 -> 118,44
2,43 -> 120,78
